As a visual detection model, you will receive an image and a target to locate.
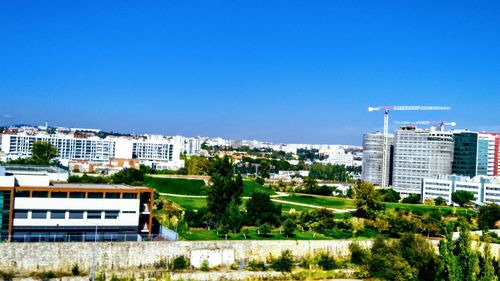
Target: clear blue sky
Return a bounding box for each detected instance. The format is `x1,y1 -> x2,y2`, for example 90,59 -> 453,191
1,1 -> 499,145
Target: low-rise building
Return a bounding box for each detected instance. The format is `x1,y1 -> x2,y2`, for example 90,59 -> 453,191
0,167 -> 153,242
421,175 -> 500,205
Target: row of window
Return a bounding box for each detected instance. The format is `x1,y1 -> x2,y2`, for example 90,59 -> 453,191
15,191 -> 138,199
14,210 -> 136,220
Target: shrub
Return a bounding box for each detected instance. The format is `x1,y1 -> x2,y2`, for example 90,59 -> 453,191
258,223 -> 273,237
272,250 -> 294,272
283,218 -> 296,237
247,259 -> 267,271
349,242 -> 370,265
71,263 -> 80,276
317,252 -> 337,270
172,255 -> 189,270
200,260 -> 210,272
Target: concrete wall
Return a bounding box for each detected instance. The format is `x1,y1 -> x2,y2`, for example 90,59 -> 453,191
0,240 -> 372,273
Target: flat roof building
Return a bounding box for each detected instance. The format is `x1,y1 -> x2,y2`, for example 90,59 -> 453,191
0,169 -> 153,242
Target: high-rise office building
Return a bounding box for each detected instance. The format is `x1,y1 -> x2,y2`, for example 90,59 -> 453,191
477,132 -> 499,176
361,132 -> 394,187
392,127 -> 454,195
452,131 -> 478,177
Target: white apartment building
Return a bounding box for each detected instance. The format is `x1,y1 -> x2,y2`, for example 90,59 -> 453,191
392,127 -> 454,196
422,175 -> 500,205
362,132 -> 394,187
1,133 -> 183,169
320,151 -> 354,166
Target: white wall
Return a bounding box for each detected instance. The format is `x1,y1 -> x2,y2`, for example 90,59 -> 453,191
14,198 -> 140,227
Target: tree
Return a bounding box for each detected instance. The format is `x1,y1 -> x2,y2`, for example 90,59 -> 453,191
452,190 -> 475,207
258,223 -> 272,237
402,193 -> 421,204
185,156 -> 209,175
379,188 -> 401,202
455,220 -> 479,281
368,237 -> 416,281
31,141 -> 58,164
206,156 -> 243,225
282,218 -> 296,237
246,191 -> 281,226
223,200 -> 243,234
399,233 -> 437,281
271,250 -> 294,272
353,181 -> 384,219
258,160 -> 270,178
435,197 -> 447,206
477,203 -> 500,230
111,168 -> 145,185
479,241 -> 497,281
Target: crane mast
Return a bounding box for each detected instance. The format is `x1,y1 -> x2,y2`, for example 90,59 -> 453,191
367,105 -> 451,187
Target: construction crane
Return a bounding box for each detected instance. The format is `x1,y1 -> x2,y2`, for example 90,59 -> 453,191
367,106 -> 451,187
394,120 -> 457,131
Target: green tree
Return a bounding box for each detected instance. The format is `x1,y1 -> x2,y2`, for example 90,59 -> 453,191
477,203 -> 500,230
111,168 -> 145,185
369,236 -> 416,281
282,218 -> 296,237
185,156 -> 210,175
399,233 -> 438,281
258,223 -> 272,237
455,220 -> 479,281
271,250 -> 294,272
402,193 -> 421,204
223,200 -> 243,234
452,190 -> 475,207
379,188 -> 401,202
354,181 -> 384,219
434,197 -> 447,206
31,141 -> 58,164
258,160 -> 271,178
436,223 -> 459,281
246,191 -> 281,226
206,156 -> 243,225
479,241 -> 497,281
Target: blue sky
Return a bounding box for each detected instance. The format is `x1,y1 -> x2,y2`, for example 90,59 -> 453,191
1,1 -> 499,145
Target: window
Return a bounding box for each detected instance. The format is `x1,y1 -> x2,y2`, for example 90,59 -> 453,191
87,211 -> 102,219
51,211 -> 66,219
122,193 -> 137,199
32,210 -> 47,219
105,192 -> 120,199
32,191 -> 49,198
69,192 -> 85,198
88,192 -> 103,198
69,211 -> 84,219
14,210 -> 28,219
15,190 -> 30,197
51,192 -> 67,198
105,211 -> 119,219
122,211 -> 136,214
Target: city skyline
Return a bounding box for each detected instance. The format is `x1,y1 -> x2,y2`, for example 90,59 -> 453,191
1,1 -> 499,144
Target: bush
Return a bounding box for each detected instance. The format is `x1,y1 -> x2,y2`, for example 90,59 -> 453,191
200,260 -> 210,272
71,263 -> 80,276
258,223 -> 273,237
255,177 -> 265,185
317,252 -> 337,270
349,242 -> 370,265
272,250 -> 294,272
283,218 -> 296,237
402,194 -> 421,204
247,259 -> 267,271
172,255 -> 189,270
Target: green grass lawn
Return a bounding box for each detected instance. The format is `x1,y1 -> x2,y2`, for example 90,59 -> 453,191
166,197 -> 207,210
144,176 -> 207,195
277,195 -> 356,210
385,202 -> 474,215
242,180 -> 276,197
179,228 -> 332,241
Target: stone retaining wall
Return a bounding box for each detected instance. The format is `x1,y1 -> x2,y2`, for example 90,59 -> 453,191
0,240 -> 372,274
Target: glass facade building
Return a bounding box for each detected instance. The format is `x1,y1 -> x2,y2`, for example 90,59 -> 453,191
452,132 -> 478,177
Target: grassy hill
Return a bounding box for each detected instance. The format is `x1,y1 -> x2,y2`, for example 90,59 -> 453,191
144,176 -> 207,195
242,180 -> 276,197
276,194 -> 356,210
